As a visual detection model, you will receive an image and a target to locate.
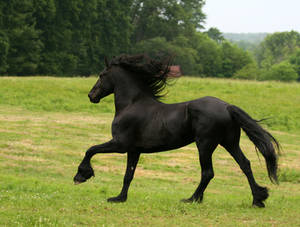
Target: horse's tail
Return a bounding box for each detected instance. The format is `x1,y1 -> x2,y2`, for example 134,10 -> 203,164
227,105 -> 280,184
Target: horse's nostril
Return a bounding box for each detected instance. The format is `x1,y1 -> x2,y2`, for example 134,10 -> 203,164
88,92 -> 100,103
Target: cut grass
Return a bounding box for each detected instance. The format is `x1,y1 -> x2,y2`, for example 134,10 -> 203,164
0,77 -> 299,226
1,76 -> 300,132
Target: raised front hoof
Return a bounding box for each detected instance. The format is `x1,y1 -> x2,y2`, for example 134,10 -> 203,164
73,165 -> 95,185
252,200 -> 265,208
73,173 -> 87,185
107,196 -> 127,203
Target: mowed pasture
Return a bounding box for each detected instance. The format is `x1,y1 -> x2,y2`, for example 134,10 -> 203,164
0,76 -> 300,226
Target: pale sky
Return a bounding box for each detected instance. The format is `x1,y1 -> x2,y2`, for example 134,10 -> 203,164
203,0 -> 300,33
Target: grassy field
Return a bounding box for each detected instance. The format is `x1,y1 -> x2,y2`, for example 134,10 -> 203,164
0,76 -> 300,226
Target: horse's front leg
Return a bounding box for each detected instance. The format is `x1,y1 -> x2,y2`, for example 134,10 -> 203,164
73,140 -> 123,184
107,152 -> 140,203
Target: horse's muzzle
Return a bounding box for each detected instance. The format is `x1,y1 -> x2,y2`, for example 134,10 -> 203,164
88,93 -> 100,103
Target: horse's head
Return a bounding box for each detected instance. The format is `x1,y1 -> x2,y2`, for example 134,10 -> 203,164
88,57 -> 115,103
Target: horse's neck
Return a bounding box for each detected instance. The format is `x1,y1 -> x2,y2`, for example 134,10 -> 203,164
113,78 -> 152,114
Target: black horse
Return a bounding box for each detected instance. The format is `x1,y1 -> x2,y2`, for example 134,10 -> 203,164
74,54 -> 280,207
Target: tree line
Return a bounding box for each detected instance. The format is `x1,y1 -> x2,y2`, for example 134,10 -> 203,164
0,0 -> 250,77
233,31 -> 300,82
0,0 -> 299,82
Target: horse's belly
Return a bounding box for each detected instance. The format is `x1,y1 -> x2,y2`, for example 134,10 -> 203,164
134,121 -> 194,153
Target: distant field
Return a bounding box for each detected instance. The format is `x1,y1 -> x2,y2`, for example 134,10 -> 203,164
1,76 -> 299,132
0,76 -> 299,226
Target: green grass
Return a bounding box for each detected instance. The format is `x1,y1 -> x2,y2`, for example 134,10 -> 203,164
1,76 -> 299,132
0,76 -> 300,226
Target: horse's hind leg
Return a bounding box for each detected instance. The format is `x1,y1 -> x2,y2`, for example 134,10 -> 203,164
223,143 -> 269,208
182,139 -> 218,203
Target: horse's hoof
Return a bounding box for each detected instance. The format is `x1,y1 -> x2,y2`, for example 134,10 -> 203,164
73,173 -> 87,185
181,198 -> 194,203
181,194 -> 203,203
107,196 -> 127,203
181,197 -> 202,203
252,200 -> 265,208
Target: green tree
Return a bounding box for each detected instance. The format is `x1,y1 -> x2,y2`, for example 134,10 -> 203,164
96,0 -> 133,57
221,41 -> 253,78
260,61 -> 298,81
69,0 -> 98,76
131,0 -> 205,43
205,27 -> 224,43
256,31 -> 300,69
170,35 -> 202,75
289,48 -> 300,80
190,33 -> 223,77
0,0 -> 210,76
233,63 -> 259,80
131,36 -> 201,75
33,0 -> 58,74
0,31 -> 9,73
3,0 -> 43,75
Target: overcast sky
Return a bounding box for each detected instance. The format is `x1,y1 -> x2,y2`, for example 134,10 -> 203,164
203,0 -> 300,33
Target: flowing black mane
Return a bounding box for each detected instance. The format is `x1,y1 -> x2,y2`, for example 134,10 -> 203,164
110,54 -> 173,99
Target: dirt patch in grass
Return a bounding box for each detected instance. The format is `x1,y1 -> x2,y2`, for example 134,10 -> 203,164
271,130 -> 300,138
0,153 -> 47,163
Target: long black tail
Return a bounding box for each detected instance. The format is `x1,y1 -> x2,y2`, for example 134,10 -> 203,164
227,105 -> 280,184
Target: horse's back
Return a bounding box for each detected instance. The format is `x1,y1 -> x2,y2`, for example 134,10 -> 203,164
187,96 -> 233,138
188,96 -> 229,115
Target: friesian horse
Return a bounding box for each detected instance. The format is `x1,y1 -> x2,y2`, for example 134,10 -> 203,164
74,54 -> 280,207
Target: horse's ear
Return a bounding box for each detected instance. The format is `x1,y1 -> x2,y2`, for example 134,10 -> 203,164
104,57 -> 109,67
